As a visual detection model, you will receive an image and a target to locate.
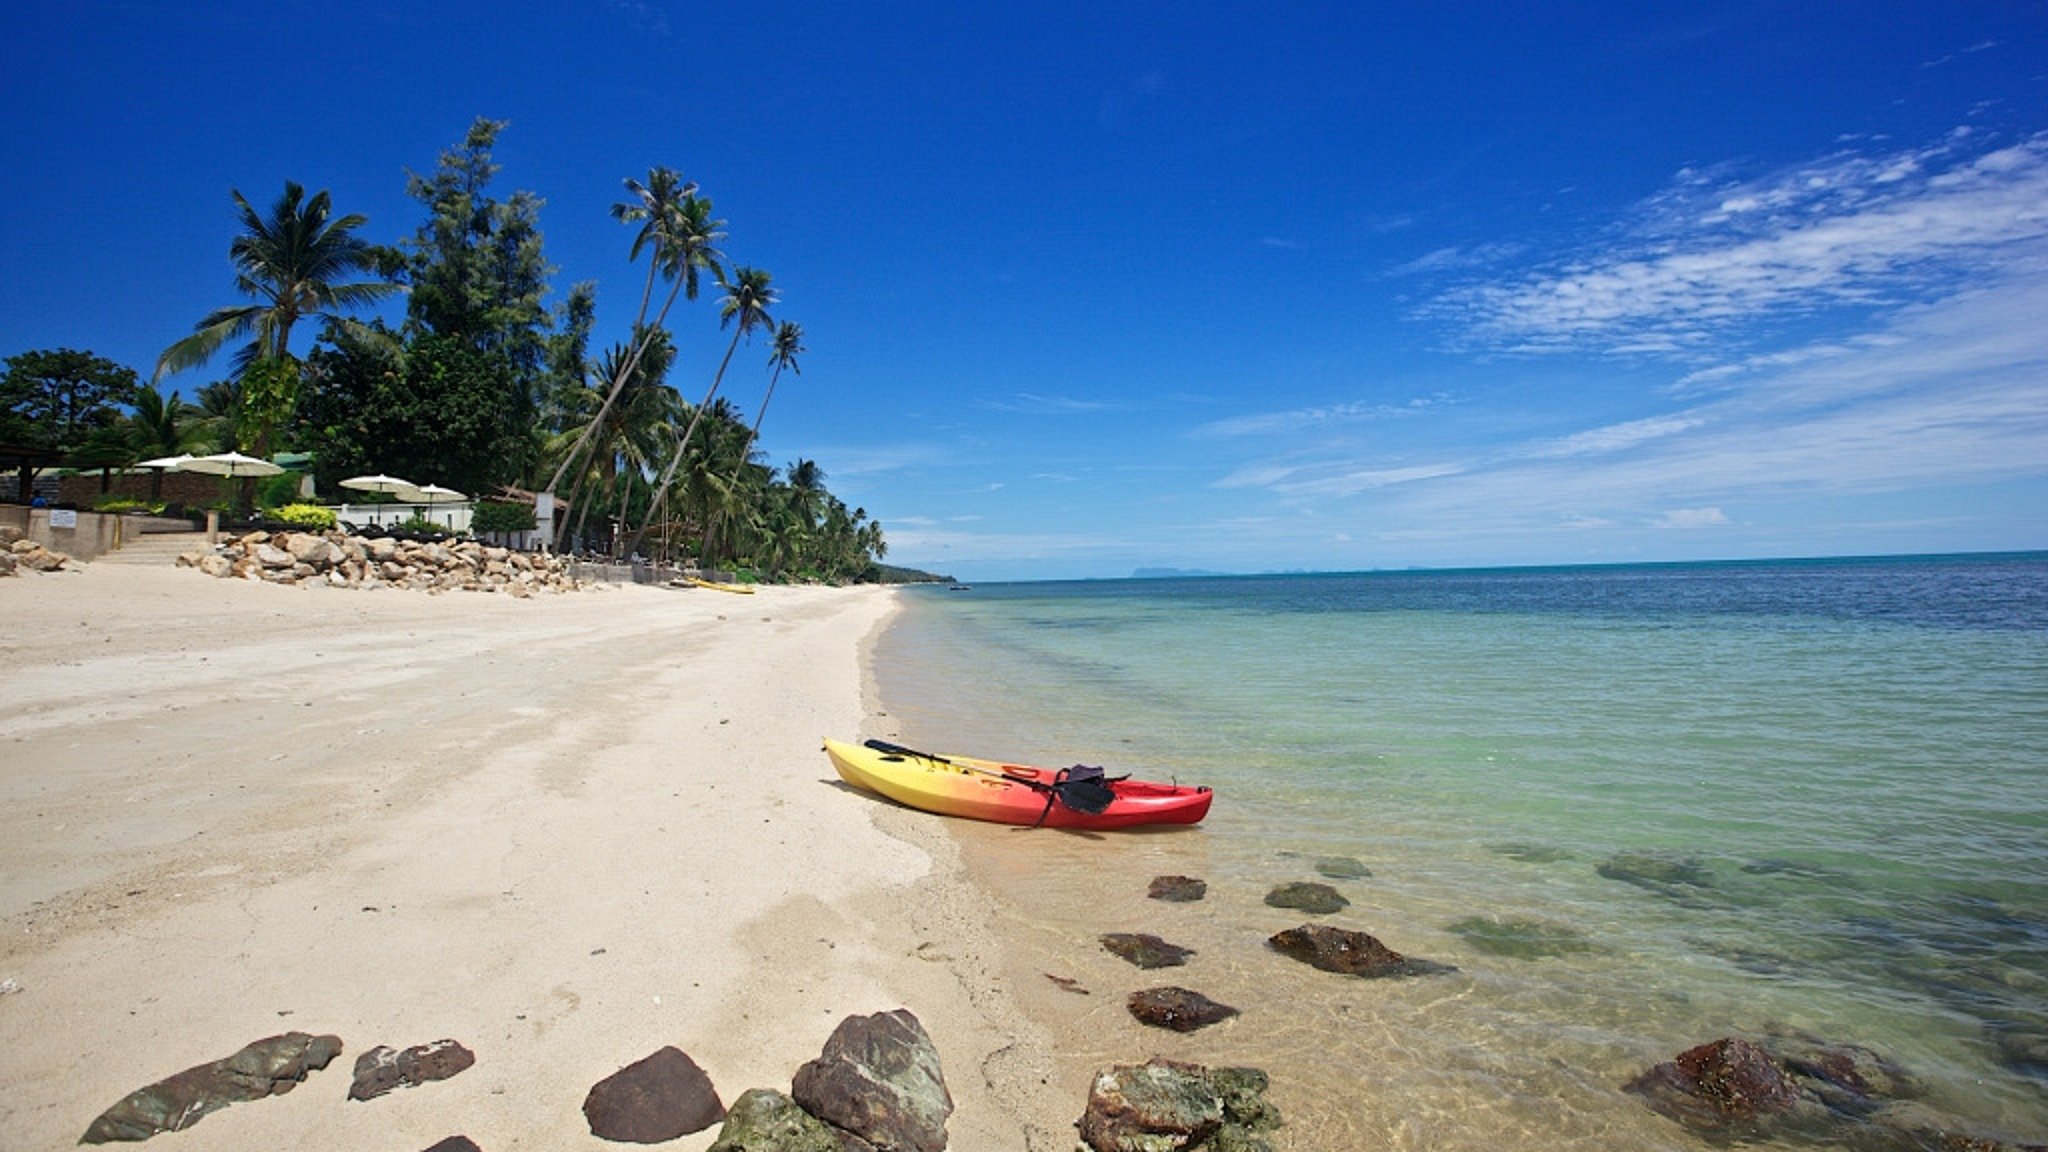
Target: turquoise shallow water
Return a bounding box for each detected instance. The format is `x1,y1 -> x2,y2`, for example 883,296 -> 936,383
871,554 -> 2048,1150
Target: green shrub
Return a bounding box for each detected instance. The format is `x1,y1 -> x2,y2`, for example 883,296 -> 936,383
94,496 -> 166,515
470,500 -> 536,534
270,503 -> 337,530
394,513 -> 445,534
258,471 -> 305,508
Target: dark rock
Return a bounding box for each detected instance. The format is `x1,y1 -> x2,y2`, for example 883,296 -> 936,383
81,1031 -> 343,1143
1490,842 -> 1571,863
1624,1037 -> 1803,1135
1128,987 -> 1240,1032
1077,1058 -> 1219,1151
1263,882 -> 1349,915
1101,932 -> 1195,969
1076,1058 -> 1281,1152
1446,915 -> 1593,959
349,1038 -> 476,1101
707,1088 -> 866,1151
1313,856 -> 1371,880
1267,924 -> 1455,978
1212,1067 -> 1282,1135
422,1140 -> 483,1152
1597,850 -> 1713,892
791,1009 -> 951,1152
1774,1037 -> 1920,1115
582,1046 -> 726,1144
1148,875 -> 1207,902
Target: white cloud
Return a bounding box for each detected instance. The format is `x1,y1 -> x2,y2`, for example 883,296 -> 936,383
1435,131 -> 2048,355
985,392 -> 1112,415
1196,395 -> 1442,438
1652,507 -> 1730,529
1523,414 -> 1706,458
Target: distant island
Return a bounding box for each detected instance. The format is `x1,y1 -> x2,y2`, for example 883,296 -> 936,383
1131,567 -> 1227,579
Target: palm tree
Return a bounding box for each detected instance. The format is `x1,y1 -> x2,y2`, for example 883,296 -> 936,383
127,385 -> 208,499
629,266 -> 776,552
542,171 -> 723,504
155,181 -> 393,512
724,320 -> 804,490
155,182 -> 395,382
550,335 -> 682,550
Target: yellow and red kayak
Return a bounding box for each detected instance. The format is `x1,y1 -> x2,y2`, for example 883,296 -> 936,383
822,738 -> 1212,829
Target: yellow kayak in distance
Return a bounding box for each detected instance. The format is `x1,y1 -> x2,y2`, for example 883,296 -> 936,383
686,576 -> 755,594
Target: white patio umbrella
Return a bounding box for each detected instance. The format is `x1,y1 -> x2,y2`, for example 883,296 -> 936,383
339,473 -> 417,495
403,483 -> 467,528
134,453 -> 194,500
179,451 -> 284,478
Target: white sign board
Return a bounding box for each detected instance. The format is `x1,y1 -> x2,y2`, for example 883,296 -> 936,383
49,509 -> 77,529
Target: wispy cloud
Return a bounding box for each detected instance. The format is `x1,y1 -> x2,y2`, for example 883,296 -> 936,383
1652,507 -> 1730,529
1196,395 -> 1444,438
984,392 -> 1113,415
1431,130 -> 2048,355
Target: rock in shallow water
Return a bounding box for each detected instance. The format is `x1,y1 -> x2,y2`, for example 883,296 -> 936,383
1128,987 -> 1240,1032
1267,924 -> 1455,978
1148,875 -> 1208,902
81,1031 -> 343,1143
1263,882 -> 1349,915
582,1046 -> 726,1143
791,1009 -> 951,1152
1101,932 -> 1196,969
1446,915 -> 1594,959
1076,1058 -> 1280,1152
1314,856 -> 1372,880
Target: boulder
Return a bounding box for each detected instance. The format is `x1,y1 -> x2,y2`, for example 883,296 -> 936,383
1076,1058 -> 1281,1152
348,1038 -> 476,1101
0,551 -> 14,576
791,1009 -> 951,1152
255,543 -> 294,569
80,1031 -> 343,1143
1127,987 -> 1240,1033
19,545 -> 70,571
1267,924 -> 1454,978
706,1088 -> 862,1152
1147,875 -> 1207,902
1263,882 -> 1349,914
1101,932 -> 1195,969
582,1046 -> 726,1143
1625,1037 -> 1799,1133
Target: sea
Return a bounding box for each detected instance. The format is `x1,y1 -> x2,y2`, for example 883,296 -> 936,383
869,553 -> 2048,1151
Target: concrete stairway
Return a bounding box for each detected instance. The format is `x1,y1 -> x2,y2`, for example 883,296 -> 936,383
92,530 -> 212,567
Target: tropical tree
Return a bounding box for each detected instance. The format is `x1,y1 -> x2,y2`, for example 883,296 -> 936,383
553,333 -> 683,549
155,181 -> 394,511
542,170 -> 723,510
725,320 -> 803,489
155,182 -> 396,382
381,117 -> 575,482
630,265 -> 776,551
1,348 -> 139,501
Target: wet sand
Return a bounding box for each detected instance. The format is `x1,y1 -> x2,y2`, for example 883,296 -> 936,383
0,562 -> 1070,1150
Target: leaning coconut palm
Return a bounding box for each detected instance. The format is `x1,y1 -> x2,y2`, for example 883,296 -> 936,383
628,265 -> 776,553
155,182 -> 395,381
723,320 -> 804,490
542,171 -> 723,511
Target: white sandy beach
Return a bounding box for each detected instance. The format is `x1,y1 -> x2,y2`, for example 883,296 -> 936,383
0,562 -> 1071,1150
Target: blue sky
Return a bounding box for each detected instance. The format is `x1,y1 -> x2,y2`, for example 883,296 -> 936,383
4,3 -> 2045,580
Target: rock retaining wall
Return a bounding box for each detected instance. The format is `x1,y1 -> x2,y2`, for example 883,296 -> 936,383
179,531 -> 584,596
